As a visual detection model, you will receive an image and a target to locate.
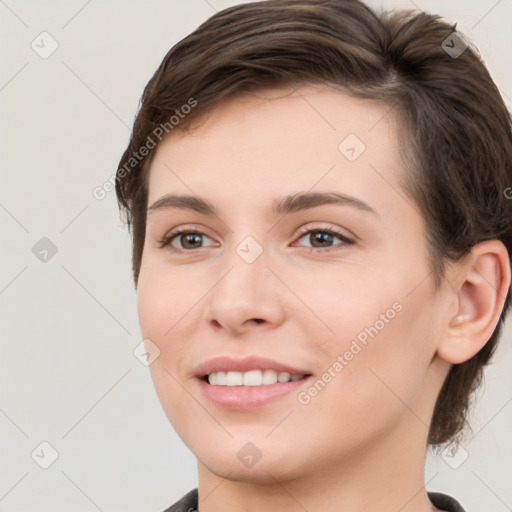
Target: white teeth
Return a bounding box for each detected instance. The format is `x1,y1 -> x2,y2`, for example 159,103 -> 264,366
243,370 -> 262,386
262,369 -> 278,385
225,371 -> 243,386
207,369 -> 305,386
277,372 -> 290,382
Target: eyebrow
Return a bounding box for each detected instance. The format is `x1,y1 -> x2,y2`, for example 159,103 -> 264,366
147,191 -> 379,218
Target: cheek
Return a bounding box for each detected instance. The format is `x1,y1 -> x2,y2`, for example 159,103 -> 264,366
326,293 -> 436,428
309,268 -> 437,419
136,269 -> 197,439
305,275 -> 401,353
136,267 -> 198,397
137,262 -> 199,339
290,321 -> 426,464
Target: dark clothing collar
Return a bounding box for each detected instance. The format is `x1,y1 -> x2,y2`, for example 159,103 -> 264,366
161,488 -> 467,512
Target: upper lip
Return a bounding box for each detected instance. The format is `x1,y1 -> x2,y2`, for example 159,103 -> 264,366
195,356 -> 311,378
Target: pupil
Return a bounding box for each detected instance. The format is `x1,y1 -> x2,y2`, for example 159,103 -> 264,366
311,231 -> 332,247
183,233 -> 202,248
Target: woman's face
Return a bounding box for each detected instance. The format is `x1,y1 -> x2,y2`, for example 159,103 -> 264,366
137,85 -> 449,483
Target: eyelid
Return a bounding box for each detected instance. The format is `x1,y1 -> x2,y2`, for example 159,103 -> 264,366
294,223 -> 354,241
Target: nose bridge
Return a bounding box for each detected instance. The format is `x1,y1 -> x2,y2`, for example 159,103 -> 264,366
205,233 -> 285,331
216,234 -> 271,305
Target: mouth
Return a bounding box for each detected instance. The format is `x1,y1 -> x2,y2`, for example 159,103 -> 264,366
195,356 -> 313,410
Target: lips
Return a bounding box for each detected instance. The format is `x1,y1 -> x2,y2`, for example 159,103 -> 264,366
194,355 -> 313,410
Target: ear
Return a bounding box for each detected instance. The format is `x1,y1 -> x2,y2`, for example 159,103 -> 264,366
436,240 -> 511,364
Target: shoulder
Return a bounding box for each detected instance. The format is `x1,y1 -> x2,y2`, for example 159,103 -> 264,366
160,488 -> 198,512
428,491 -> 466,512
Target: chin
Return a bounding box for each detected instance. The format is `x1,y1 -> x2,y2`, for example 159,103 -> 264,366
190,434 -> 311,484
200,453 -> 301,484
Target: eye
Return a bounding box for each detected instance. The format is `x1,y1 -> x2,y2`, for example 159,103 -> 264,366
157,225 -> 354,253
293,226 -> 354,253
157,228 -> 218,251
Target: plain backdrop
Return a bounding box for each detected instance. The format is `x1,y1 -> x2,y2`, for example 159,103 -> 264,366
1,1 -> 511,511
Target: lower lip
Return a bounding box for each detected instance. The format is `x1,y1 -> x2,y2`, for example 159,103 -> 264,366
197,376 -> 312,410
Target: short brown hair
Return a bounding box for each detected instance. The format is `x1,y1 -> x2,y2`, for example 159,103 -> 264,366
115,0 -> 512,446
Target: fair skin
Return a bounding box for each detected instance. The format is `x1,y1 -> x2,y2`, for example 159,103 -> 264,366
137,85 -> 510,512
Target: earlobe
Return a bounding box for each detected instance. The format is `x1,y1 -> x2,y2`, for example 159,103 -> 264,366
437,240 -> 511,365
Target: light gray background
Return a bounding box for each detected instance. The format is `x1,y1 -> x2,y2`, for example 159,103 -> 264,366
1,1 -> 511,511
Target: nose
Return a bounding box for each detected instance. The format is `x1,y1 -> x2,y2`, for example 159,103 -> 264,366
205,244 -> 287,337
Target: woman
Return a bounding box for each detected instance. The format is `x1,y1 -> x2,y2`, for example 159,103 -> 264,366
115,1 -> 512,510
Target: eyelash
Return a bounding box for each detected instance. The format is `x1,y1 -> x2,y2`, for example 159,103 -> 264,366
157,225 -> 355,254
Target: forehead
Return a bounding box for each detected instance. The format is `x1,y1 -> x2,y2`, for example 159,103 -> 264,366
146,85 -> 403,208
